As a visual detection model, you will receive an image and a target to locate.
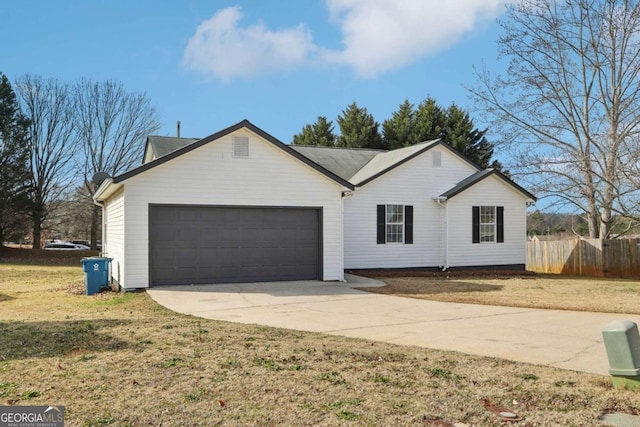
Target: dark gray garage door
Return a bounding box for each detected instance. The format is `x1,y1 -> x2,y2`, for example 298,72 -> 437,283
149,206 -> 321,286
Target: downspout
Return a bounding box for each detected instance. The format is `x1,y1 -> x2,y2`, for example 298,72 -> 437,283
340,190 -> 354,282
433,197 -> 448,270
93,198 -> 105,256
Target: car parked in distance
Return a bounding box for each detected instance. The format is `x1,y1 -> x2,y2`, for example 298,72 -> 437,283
44,242 -> 91,251
69,240 -> 102,250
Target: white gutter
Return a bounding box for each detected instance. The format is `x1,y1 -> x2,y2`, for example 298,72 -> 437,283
432,196 -> 448,270
93,177 -> 114,202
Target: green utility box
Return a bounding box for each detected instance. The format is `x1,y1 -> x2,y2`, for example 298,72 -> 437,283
81,257 -> 112,295
602,320 -> 640,390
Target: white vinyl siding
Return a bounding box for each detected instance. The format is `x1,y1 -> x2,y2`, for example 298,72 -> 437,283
103,188 -> 125,287
118,129 -> 344,289
344,146 -> 478,269
447,177 -> 528,267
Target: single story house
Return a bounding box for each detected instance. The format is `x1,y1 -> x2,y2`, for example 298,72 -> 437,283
94,120 -> 536,290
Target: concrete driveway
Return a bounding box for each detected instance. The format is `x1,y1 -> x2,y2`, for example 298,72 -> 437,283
146,274 -> 640,376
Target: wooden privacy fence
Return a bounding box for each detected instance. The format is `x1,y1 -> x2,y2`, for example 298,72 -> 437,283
526,238 -> 640,278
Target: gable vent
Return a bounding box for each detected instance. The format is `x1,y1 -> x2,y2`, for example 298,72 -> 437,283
233,136 -> 249,158
433,151 -> 442,167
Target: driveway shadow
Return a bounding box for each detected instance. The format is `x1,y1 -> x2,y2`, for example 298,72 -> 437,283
0,319 -> 131,360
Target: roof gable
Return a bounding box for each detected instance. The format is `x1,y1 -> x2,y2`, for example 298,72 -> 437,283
348,140 -> 481,186
112,120 -> 354,189
290,140 -> 482,187
439,169 -> 537,201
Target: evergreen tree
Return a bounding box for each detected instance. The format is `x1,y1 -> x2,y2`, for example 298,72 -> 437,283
293,98 -> 502,172
293,124 -> 314,146
444,104 -> 496,169
0,73 -> 30,245
413,97 -> 445,143
382,99 -> 415,149
292,116 -> 336,146
336,102 -> 384,149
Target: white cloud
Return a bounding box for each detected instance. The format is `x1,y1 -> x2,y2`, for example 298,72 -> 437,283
183,1 -> 506,81
325,0 -> 507,77
183,6 -> 315,81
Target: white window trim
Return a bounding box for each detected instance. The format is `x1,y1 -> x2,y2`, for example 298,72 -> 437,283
479,205 -> 496,243
385,204 -> 404,244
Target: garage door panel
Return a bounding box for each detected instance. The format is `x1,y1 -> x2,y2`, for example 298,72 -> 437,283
214,252 -> 237,268
153,248 -> 176,264
177,228 -> 199,241
218,228 -> 241,243
150,206 -> 320,285
199,247 -> 219,259
175,248 -> 198,264
242,247 -> 264,265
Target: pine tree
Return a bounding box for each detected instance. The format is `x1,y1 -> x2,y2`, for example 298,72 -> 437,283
0,73 -> 30,245
382,99 -> 416,149
336,102 -> 384,149
413,97 -> 445,143
292,116 -> 336,146
444,104 -> 495,169
293,98 -> 503,172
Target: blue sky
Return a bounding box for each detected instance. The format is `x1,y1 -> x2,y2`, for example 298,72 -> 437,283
2,0 -> 508,145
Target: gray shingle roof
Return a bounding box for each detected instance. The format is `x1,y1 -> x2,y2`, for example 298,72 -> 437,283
147,136 -> 199,160
125,122 -> 535,201
440,169 -> 537,200
348,140 -> 440,185
289,145 -> 383,181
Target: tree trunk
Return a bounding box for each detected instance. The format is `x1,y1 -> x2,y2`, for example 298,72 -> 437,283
32,219 -> 41,249
90,203 -> 100,250
587,211 -> 600,238
584,178 -> 600,238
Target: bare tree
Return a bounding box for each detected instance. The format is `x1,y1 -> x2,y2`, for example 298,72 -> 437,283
16,75 -> 76,249
470,0 -> 640,238
74,79 -> 160,249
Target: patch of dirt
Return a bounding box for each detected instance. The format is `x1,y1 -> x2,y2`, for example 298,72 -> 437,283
481,398 -> 523,422
62,282 -> 86,295
421,415 -> 455,426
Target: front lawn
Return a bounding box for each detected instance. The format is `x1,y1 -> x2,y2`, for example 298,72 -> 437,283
1,263 -> 639,426
356,270 -> 640,314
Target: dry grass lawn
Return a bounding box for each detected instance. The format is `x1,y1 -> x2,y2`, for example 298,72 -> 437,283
1,263 -> 640,426
356,271 -> 640,315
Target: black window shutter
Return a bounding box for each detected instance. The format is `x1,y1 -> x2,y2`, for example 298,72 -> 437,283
377,205 -> 385,244
496,206 -> 504,243
472,206 -> 480,243
404,205 -> 413,244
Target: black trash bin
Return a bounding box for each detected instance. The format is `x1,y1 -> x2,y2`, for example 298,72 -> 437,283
81,257 -> 112,295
